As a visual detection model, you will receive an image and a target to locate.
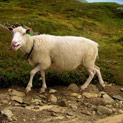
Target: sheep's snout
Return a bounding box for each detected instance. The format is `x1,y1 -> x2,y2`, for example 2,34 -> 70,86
11,41 -> 17,45
11,41 -> 20,51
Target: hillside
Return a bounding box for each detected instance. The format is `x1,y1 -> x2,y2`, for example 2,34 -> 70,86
0,0 -> 123,88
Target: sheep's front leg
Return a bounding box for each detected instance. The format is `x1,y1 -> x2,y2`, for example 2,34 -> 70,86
40,70 -> 47,93
25,65 -> 40,93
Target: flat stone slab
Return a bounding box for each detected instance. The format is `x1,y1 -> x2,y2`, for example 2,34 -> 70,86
112,95 -> 123,101
96,114 -> 123,123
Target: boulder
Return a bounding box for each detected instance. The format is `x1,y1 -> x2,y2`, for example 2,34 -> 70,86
97,106 -> 112,115
67,83 -> 79,92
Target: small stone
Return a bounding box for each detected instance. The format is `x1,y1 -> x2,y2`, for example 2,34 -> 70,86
9,89 -> 25,97
1,109 -> 13,119
58,99 -> 68,107
70,104 -> 78,110
49,95 -> 57,103
77,95 -> 82,99
83,92 -> 98,98
67,83 -> 79,92
31,98 -> 42,105
97,111 -> 102,115
106,105 -> 112,108
97,106 -> 112,115
23,119 -> 26,122
2,100 -> 8,104
102,98 -> 114,104
32,117 -> 36,120
92,111 -> 96,115
39,95 -> 47,99
70,93 -> 81,99
91,105 -> 97,111
12,115 -> 18,121
112,108 -> 116,113
11,96 -> 23,103
49,106 -> 65,113
113,95 -> 123,101
81,110 -> 91,116
66,112 -> 73,116
118,109 -> 123,114
120,88 -> 123,92
49,89 -> 57,94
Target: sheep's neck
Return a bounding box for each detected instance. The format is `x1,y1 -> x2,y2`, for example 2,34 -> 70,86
20,35 -> 34,54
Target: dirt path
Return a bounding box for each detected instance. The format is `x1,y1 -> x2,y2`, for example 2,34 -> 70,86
0,83 -> 123,123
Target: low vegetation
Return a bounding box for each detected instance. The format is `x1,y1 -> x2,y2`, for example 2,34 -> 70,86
0,0 -> 123,88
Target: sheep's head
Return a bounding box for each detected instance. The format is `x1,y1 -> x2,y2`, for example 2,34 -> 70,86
9,26 -> 31,51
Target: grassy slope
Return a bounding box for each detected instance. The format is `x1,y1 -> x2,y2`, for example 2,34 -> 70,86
0,0 -> 123,87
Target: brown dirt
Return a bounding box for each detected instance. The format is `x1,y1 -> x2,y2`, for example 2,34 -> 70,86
0,84 -> 123,123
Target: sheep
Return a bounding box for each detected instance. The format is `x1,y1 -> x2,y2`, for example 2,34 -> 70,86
8,26 -> 105,93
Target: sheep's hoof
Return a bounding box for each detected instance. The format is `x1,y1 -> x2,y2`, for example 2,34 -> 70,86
101,83 -> 105,88
81,85 -> 87,90
40,88 -> 46,93
25,87 -> 31,93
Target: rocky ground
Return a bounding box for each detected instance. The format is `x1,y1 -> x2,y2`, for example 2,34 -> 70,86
0,83 -> 123,123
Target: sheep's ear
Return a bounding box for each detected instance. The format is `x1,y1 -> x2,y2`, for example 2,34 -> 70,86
26,29 -> 32,35
8,27 -> 13,32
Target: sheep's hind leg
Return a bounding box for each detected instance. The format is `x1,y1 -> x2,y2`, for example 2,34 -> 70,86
25,65 -> 40,93
40,70 -> 47,93
81,69 -> 96,90
94,65 -> 105,88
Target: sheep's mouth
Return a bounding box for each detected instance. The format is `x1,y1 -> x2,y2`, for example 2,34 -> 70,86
12,44 -> 20,51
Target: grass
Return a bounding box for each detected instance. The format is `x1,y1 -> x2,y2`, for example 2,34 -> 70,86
0,0 -> 123,88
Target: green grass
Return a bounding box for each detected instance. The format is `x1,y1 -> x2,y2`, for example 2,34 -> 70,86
0,0 -> 123,88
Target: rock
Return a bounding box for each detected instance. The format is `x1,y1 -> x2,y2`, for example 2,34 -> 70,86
102,98 -> 114,104
1,109 -> 13,120
112,95 -> 123,101
118,101 -> 122,105
9,89 -> 25,97
81,110 -> 91,116
49,95 -> 57,103
83,92 -> 98,98
91,105 -> 97,111
39,94 -> 47,99
66,112 -> 73,116
58,99 -> 68,107
92,111 -> 96,115
67,83 -> 79,92
12,115 -> 18,121
70,104 -> 78,110
49,106 -> 66,113
118,109 -> 123,114
23,119 -> 26,122
23,98 -> 31,105
70,93 -> 82,99
49,89 -> 57,94
31,98 -> 42,105
112,108 -> 116,113
85,84 -> 99,93
97,106 -> 112,115
11,96 -> 23,103
98,91 -> 106,97
99,92 -> 114,104
96,114 -> 123,123
106,105 -> 112,108
120,88 -> 123,92
2,100 -> 8,104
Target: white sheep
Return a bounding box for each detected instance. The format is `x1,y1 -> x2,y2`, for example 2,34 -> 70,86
9,26 -> 105,93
